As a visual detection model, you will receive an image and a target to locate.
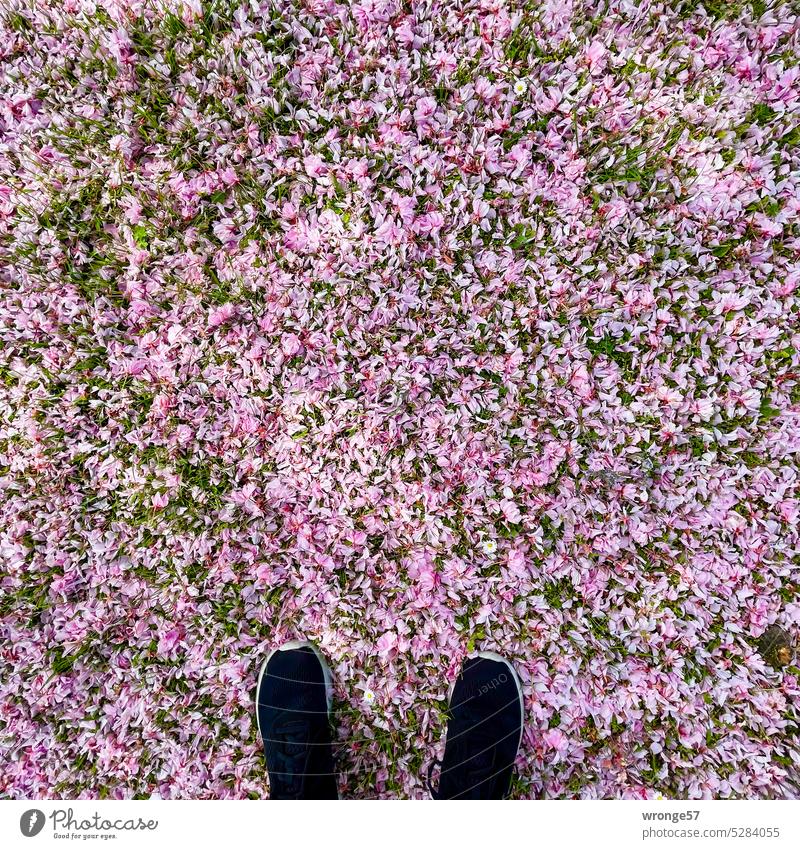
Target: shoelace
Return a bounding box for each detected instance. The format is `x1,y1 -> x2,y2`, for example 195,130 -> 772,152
426,712 -> 497,800
270,717 -> 314,799
426,758 -> 442,799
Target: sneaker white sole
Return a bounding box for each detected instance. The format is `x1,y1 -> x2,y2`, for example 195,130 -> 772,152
255,639 -> 334,741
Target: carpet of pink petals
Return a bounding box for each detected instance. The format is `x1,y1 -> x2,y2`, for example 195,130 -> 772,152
1,0 -> 800,800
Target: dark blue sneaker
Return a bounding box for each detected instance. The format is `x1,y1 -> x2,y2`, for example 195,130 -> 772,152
430,652 -> 524,799
255,641 -> 338,799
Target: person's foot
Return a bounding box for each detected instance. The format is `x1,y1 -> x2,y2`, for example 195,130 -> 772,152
430,652 -> 524,799
255,640 -> 338,799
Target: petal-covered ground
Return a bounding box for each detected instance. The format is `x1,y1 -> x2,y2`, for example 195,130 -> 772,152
1,0 -> 800,800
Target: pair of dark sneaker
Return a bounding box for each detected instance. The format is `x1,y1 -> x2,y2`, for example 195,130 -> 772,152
255,641 -> 523,799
